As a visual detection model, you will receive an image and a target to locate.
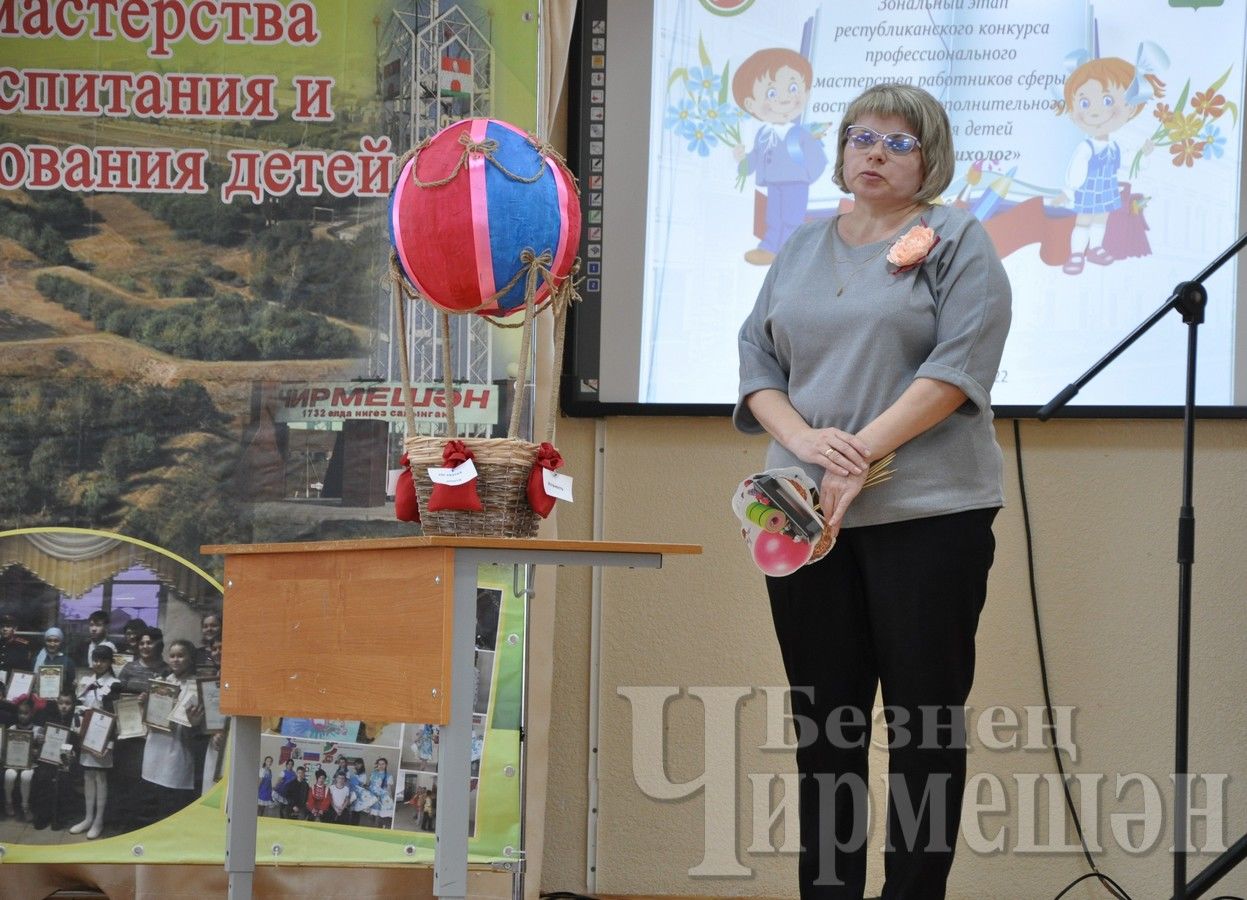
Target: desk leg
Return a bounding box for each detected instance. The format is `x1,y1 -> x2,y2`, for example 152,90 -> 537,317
434,553 -> 480,898
226,714 -> 261,900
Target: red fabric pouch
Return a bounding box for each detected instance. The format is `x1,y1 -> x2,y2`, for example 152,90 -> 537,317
394,453 -> 420,522
427,440 -> 483,512
526,442 -> 563,518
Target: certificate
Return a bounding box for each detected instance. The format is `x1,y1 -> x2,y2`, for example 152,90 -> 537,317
3,727 -> 34,769
198,679 -> 225,733
37,665 -> 64,698
112,652 -> 134,669
39,724 -> 71,766
144,679 -> 180,732
114,694 -> 147,740
169,681 -> 197,729
4,670 -> 34,702
80,708 -> 114,757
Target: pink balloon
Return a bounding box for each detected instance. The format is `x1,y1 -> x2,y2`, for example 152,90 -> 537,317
751,530 -> 812,577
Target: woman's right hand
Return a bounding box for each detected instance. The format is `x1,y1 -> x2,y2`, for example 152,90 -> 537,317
819,466 -> 868,541
789,426 -> 871,476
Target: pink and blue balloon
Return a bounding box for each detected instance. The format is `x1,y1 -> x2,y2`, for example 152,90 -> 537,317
389,118 -> 581,317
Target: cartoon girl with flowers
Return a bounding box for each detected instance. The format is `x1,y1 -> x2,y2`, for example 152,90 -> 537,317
1053,47 -> 1165,274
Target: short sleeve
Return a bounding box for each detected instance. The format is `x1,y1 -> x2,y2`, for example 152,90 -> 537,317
914,213 -> 1012,412
733,262 -> 790,433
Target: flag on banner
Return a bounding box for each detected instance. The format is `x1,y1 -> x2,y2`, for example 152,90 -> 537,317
440,56 -> 473,97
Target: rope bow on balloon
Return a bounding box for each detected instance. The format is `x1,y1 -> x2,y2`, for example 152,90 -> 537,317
402,130 -> 550,188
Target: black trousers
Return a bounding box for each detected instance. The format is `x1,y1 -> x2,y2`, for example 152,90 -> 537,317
766,507 -> 998,900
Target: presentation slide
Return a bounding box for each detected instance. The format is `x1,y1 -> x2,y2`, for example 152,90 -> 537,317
574,0 -> 1247,413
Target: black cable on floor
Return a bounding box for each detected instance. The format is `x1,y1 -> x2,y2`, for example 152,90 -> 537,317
1013,420 -> 1134,900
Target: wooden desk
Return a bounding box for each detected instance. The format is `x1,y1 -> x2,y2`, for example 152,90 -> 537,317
202,536 -> 700,900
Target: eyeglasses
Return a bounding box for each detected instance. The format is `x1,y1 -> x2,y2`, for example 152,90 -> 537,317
844,125 -> 922,155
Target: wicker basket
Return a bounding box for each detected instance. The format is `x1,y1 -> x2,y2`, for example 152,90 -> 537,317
404,435 -> 540,538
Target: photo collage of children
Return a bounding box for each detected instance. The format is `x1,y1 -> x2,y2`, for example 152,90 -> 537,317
255,586 -> 501,836
2,533 -> 514,848
0,535 -> 226,844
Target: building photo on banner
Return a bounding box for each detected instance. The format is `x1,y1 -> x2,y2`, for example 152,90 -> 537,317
0,0 -> 540,871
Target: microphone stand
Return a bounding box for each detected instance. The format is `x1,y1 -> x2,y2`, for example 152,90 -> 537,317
1036,230 -> 1247,900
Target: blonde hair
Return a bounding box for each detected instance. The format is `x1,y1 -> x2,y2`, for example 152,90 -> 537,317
832,83 -> 954,204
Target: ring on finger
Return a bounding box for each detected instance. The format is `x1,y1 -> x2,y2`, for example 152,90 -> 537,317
823,447 -> 836,459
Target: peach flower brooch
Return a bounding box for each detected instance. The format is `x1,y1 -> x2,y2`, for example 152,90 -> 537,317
887,222 -> 940,275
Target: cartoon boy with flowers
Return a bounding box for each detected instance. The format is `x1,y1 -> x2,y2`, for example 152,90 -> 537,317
731,47 -> 827,265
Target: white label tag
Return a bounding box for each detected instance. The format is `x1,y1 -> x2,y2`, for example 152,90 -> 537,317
386,468 -> 403,496
542,468 -> 573,502
427,458 -> 478,485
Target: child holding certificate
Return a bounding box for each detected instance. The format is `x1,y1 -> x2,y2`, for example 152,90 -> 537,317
72,645 -> 120,838
139,639 -> 202,824
32,690 -> 77,831
2,695 -> 37,819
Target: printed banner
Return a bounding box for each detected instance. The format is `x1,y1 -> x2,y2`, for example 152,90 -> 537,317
0,0 -> 539,867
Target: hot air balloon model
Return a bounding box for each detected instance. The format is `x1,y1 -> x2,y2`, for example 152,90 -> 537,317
388,117 -> 582,536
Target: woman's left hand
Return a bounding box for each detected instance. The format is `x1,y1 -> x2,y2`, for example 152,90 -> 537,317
819,467 -> 868,540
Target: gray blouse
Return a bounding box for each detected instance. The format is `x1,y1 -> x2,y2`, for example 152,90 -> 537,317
734,203 -> 1012,528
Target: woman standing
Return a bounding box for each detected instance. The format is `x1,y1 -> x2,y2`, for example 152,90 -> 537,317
258,755 -> 277,817
272,758 -> 296,818
33,627 -> 77,695
367,757 -> 395,828
115,627 -> 170,831
348,758 -> 373,825
736,82 -> 1011,899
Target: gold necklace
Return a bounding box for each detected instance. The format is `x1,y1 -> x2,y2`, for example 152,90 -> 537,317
830,241 -> 891,297
830,207 -> 925,297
